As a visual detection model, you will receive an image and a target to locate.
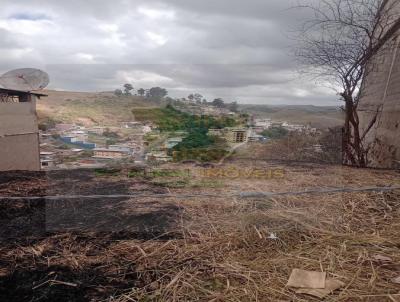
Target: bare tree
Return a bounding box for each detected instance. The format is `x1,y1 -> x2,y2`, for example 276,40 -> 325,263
295,0 -> 400,167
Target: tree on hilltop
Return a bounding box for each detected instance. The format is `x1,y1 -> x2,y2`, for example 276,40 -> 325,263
212,98 -> 225,108
114,89 -> 123,97
147,87 -> 168,99
137,88 -> 145,97
123,84 -> 134,95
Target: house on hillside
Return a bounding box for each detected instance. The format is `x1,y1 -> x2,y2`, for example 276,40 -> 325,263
108,144 -> 134,154
122,121 -> 142,129
227,128 -> 248,143
164,137 -> 183,149
0,88 -> 47,171
254,118 -> 272,129
88,126 -> 105,135
93,148 -> 130,159
40,151 -> 56,169
145,152 -> 173,162
208,129 -> 224,136
60,136 -> 96,149
208,128 -> 248,143
248,133 -> 266,142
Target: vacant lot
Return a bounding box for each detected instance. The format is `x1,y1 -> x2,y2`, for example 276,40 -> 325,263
0,162 -> 399,301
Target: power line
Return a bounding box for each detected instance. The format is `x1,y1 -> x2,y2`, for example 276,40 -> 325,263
0,186 -> 399,201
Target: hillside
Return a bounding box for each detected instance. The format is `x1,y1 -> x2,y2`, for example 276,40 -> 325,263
240,104 -> 344,129
36,91 -> 344,129
36,90 -> 159,127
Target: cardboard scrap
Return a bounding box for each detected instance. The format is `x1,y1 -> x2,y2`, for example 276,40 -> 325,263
287,269 -> 326,289
295,279 -> 345,299
287,269 -> 345,299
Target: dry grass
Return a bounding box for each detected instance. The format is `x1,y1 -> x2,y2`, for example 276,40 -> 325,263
36,89 -> 158,126
1,164 -> 400,301
106,189 -> 400,302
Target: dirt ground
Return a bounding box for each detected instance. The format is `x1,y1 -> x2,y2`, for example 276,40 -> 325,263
0,161 -> 400,301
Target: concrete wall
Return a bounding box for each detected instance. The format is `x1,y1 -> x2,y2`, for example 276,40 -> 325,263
358,1 -> 400,168
0,98 -> 41,171
0,134 -> 40,171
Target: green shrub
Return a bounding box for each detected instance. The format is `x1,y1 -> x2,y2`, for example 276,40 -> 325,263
132,105 -> 238,132
94,168 -> 121,176
261,126 -> 289,139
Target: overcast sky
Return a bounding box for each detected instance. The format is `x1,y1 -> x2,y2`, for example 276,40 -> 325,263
0,0 -> 338,105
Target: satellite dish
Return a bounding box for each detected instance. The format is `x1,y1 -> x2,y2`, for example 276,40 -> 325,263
0,68 -> 49,91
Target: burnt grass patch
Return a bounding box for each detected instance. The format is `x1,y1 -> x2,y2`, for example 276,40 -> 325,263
0,169 -> 182,301
0,264 -> 138,302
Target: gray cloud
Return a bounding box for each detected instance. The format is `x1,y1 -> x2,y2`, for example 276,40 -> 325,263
0,0 -> 338,105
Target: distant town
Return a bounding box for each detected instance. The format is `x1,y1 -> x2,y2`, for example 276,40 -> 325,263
39,97 -> 321,170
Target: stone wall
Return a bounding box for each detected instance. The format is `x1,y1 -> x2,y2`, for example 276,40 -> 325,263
358,1 -> 400,168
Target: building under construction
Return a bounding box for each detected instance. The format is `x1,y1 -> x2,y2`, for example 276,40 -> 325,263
208,128 -> 248,143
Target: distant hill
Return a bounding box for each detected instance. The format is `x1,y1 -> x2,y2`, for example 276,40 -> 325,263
36,90 -> 159,127
240,104 -> 344,129
36,91 -> 344,129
